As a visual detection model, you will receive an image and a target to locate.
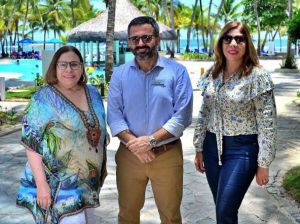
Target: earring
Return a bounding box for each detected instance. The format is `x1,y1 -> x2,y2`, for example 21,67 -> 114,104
81,75 -> 86,82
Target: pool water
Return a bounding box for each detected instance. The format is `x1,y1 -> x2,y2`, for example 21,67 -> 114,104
0,59 -> 42,81
0,59 -> 105,82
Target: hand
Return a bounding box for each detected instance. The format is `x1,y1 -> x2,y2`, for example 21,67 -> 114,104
36,180 -> 51,209
134,150 -> 156,164
195,152 -> 205,173
126,136 -> 152,153
256,166 -> 269,186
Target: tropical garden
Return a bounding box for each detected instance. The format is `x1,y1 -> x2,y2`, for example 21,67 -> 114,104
0,0 -> 300,58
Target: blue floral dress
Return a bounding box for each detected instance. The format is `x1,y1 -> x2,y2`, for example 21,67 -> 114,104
194,67 -> 277,167
16,84 -> 107,224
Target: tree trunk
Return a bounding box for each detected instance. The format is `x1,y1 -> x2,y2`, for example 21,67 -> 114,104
207,0 -> 212,54
22,0 -> 29,38
2,0 -> 19,53
199,0 -> 206,51
208,0 -> 225,56
105,0 -> 116,83
272,25 -> 281,41
170,0 -> 175,58
261,31 -> 269,52
177,29 -> 181,53
253,0 -> 261,56
196,29 -> 200,50
71,0 -> 75,27
185,0 -> 199,53
286,0 -> 293,58
162,0 -> 167,24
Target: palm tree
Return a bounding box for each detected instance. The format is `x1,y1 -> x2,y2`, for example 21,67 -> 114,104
170,0 -> 175,57
253,0 -> 261,55
1,0 -> 20,57
208,0 -> 225,56
221,0 -> 242,24
27,4 -> 43,40
199,0 -> 206,51
105,0 -> 116,83
185,0 -> 198,52
39,0 -> 68,49
70,0 -> 96,29
286,0 -> 293,60
70,0 -> 75,27
173,3 -> 190,53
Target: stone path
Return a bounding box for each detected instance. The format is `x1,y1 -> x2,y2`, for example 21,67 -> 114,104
0,66 -> 299,223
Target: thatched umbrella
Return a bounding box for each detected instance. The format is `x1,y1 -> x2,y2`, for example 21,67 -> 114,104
67,0 -> 176,42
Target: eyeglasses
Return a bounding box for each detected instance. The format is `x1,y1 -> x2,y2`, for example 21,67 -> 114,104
128,35 -> 154,45
222,35 -> 246,44
56,61 -> 82,70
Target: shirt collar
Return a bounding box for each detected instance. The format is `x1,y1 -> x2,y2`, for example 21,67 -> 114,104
129,55 -> 165,71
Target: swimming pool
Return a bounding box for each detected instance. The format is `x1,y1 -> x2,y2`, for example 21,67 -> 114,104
0,59 -> 105,82
0,59 -> 42,81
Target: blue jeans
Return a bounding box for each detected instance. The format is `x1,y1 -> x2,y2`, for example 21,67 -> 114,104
203,131 -> 258,224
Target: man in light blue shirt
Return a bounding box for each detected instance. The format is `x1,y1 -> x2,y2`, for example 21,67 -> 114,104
107,16 -> 193,224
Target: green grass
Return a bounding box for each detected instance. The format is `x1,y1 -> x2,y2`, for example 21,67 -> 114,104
181,52 -> 212,60
5,86 -> 38,99
283,166 -> 300,204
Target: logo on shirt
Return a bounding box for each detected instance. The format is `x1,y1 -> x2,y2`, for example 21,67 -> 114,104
152,79 -> 165,87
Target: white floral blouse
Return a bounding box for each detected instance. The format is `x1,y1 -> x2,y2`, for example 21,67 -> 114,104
193,66 -> 277,168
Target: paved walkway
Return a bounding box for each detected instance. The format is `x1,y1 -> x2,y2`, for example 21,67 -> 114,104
0,63 -> 300,223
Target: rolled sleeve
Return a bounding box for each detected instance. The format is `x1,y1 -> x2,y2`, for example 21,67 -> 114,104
163,68 -> 193,137
107,68 -> 129,136
254,90 -> 277,168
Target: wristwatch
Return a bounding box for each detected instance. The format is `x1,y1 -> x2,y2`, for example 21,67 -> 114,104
148,135 -> 157,148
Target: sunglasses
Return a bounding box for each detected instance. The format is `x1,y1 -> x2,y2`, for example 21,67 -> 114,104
57,61 -> 82,70
128,35 -> 154,45
222,35 -> 246,44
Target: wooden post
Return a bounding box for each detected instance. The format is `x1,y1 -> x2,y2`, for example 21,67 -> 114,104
200,67 -> 205,75
0,77 -> 5,101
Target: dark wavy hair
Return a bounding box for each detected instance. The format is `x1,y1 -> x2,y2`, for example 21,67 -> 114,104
211,21 -> 260,79
45,45 -> 87,85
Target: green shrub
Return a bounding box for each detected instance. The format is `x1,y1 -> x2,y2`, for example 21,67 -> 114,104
281,55 -> 298,69
283,166 -> 300,204
5,86 -> 37,99
0,107 -> 20,126
181,52 -> 211,60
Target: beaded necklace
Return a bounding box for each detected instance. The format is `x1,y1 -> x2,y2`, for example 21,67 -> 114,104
50,85 -> 100,151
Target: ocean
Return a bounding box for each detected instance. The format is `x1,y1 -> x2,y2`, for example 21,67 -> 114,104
172,39 -> 290,53
7,38 -> 293,57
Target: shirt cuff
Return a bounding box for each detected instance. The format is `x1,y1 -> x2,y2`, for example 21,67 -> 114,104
109,121 -> 129,137
163,121 -> 185,138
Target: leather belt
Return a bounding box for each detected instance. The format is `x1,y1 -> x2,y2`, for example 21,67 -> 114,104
151,139 -> 181,156
121,139 -> 181,157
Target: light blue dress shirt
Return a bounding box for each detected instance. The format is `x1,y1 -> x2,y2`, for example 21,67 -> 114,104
107,56 -> 193,145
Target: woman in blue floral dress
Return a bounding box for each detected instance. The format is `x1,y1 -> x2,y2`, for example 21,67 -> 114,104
194,22 -> 277,223
16,46 -> 107,224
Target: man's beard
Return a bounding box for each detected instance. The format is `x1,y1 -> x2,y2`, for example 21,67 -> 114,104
131,45 -> 158,61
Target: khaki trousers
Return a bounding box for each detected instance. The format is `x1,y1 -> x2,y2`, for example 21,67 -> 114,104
115,140 -> 183,224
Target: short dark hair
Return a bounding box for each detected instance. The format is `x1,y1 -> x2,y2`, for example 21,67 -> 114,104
45,45 -> 87,85
127,16 -> 160,37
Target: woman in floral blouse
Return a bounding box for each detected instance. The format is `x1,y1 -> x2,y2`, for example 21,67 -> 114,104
193,21 -> 276,223
16,46 -> 107,224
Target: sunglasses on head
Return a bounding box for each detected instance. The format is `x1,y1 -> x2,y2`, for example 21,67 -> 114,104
128,35 -> 154,45
222,35 -> 246,44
